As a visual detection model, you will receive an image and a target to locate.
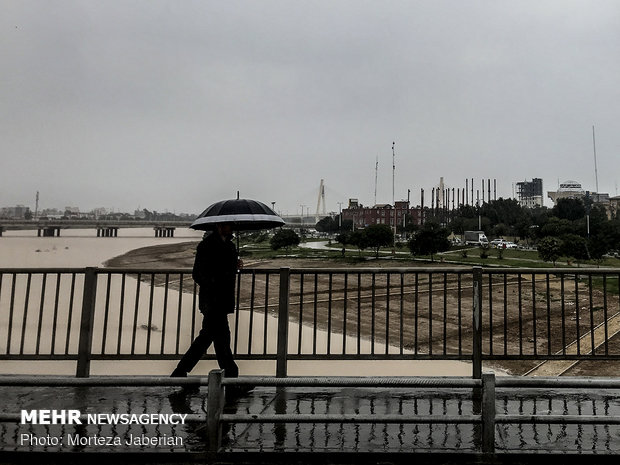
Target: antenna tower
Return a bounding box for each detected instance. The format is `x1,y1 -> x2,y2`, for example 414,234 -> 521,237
392,142 -> 395,208
374,156 -> 378,206
592,125 -> 599,193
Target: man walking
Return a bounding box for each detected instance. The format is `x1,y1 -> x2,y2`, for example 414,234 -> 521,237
171,222 -> 241,378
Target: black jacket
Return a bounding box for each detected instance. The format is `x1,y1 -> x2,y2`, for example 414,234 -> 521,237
192,232 -> 238,314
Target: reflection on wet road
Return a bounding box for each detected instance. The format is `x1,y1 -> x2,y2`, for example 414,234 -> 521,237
2,383 -> 620,454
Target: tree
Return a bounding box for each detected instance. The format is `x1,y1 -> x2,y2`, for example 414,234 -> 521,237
537,236 -> 563,266
341,219 -> 353,232
540,217 -> 575,238
270,229 -> 300,252
552,198 -> 586,221
348,230 -> 369,256
335,233 -> 350,256
363,224 -> 394,258
493,223 -> 509,238
408,222 -> 451,261
315,216 -> 339,233
560,234 -> 589,262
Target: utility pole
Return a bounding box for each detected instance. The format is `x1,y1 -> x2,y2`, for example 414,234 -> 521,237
337,202 -> 343,231
374,156 -> 379,206
593,125 -> 599,193
392,142 -> 396,254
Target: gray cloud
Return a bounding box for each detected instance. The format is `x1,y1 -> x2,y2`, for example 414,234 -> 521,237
2,0 -> 619,215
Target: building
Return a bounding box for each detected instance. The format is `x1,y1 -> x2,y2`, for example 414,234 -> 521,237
516,178 -> 543,208
547,180 -> 585,205
0,205 -> 31,219
547,180 -> 616,217
609,196 -> 620,219
341,199 -> 421,230
547,180 -> 612,206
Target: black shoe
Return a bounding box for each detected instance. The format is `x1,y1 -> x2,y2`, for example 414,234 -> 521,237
170,368 -> 187,377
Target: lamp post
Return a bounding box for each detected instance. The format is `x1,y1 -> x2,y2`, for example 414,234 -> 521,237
337,202 -> 343,231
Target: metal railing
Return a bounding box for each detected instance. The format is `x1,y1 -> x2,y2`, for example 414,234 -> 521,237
2,372 -> 620,455
1,266 -> 619,377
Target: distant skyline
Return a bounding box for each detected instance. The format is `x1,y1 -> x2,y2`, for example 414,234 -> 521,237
2,1 -> 619,216
4,173 -> 611,218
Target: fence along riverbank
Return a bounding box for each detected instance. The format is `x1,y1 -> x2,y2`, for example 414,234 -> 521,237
1,266 -> 619,377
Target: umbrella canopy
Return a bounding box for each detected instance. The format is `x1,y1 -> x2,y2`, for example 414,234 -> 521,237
190,198 -> 285,231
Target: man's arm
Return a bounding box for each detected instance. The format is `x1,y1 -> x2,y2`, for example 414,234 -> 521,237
192,241 -> 211,286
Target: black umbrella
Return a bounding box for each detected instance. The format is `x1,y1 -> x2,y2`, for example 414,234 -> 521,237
190,198 -> 285,231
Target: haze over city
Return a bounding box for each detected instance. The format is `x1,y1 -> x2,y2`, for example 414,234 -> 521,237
2,1 -> 619,216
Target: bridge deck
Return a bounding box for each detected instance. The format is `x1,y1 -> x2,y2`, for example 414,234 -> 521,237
2,378 -> 620,463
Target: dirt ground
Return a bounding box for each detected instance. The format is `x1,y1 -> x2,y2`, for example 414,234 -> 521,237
105,241 -> 620,377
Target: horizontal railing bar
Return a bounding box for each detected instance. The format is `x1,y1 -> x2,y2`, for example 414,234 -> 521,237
288,267 -> 473,274
484,267 -> 620,274
222,376 -> 481,388
0,376 -> 208,387
3,375 -> 618,390
0,269 -> 83,274
483,355 -> 620,361
0,354 -> 477,361
0,355 -> 80,360
89,355 -> 279,360
287,355 -> 472,360
3,266 -> 619,274
220,414 -> 481,424
497,415 -> 620,425
496,377 -> 620,389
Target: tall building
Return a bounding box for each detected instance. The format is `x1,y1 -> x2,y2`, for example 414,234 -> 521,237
547,180 -> 585,205
516,178 -> 543,208
547,180 -> 612,217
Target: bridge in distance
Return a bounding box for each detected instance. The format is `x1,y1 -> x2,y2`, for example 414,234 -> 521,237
0,217 -> 310,237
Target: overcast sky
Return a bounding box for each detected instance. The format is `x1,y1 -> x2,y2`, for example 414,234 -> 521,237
1,0 -> 619,216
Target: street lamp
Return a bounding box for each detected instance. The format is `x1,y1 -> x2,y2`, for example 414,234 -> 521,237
337,202 -> 343,231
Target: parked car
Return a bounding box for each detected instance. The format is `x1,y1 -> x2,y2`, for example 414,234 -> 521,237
490,239 -> 507,248
504,242 -> 518,249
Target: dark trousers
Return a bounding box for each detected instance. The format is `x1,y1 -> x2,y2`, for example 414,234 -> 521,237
176,310 -> 239,377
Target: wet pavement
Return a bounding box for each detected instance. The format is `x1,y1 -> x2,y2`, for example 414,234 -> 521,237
1,381 -> 620,459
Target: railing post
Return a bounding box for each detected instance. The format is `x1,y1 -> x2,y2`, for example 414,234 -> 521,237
481,372 -> 496,454
472,266 -> 483,379
206,369 -> 224,452
76,267 -> 97,378
276,267 -> 291,378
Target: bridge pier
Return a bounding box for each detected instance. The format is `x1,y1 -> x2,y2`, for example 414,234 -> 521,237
154,227 -> 175,237
97,227 -> 119,237
0,227 -> 3,237
38,227 -> 61,237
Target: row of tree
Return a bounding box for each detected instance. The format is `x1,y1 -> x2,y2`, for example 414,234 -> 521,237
317,197 -> 619,258
268,197 -> 619,264
270,222 -> 452,261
